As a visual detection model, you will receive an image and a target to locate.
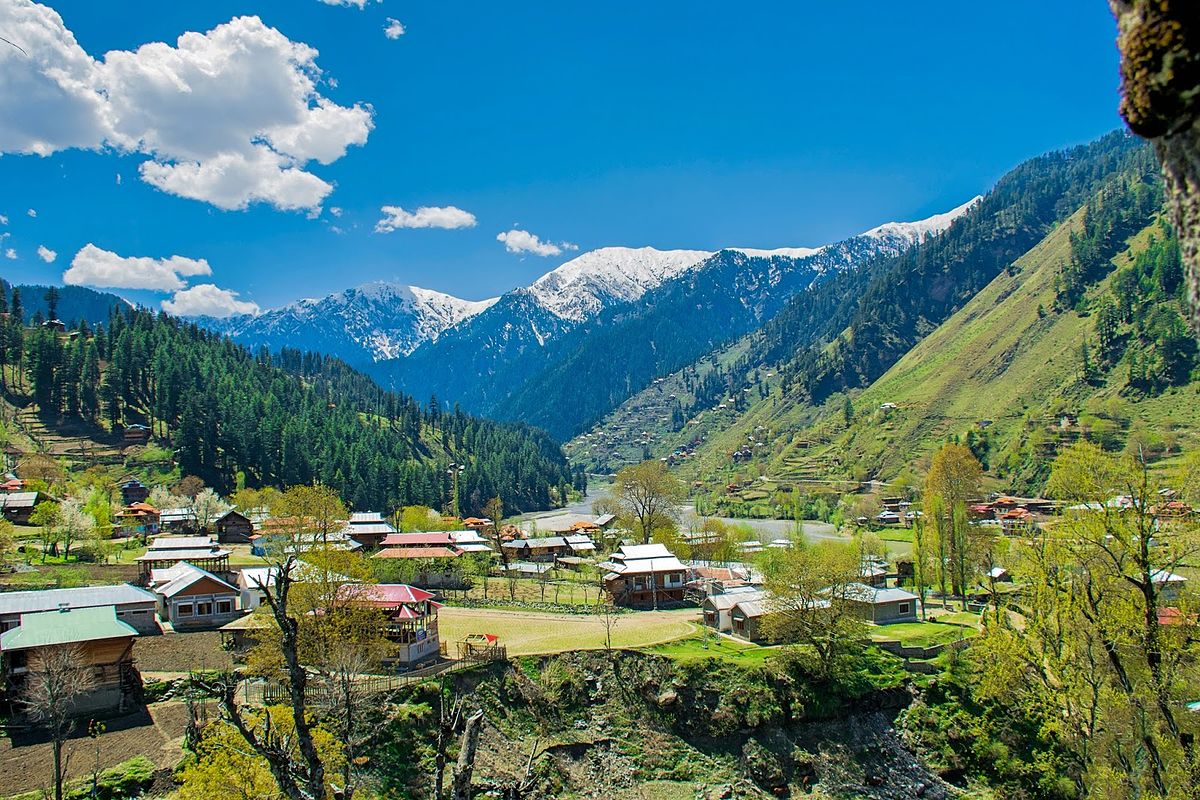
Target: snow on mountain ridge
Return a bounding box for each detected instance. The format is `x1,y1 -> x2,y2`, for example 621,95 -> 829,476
863,196 -> 982,244
527,246 -> 715,322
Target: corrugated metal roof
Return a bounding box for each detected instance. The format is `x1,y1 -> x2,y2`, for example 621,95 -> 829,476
0,606 -> 137,650
0,584 -> 157,616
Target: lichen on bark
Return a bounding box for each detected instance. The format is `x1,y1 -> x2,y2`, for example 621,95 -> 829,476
1110,1 -> 1200,330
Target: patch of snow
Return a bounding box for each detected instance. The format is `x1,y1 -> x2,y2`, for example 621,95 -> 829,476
862,196 -> 982,244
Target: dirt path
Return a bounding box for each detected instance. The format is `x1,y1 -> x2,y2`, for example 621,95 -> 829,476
439,606 -> 698,655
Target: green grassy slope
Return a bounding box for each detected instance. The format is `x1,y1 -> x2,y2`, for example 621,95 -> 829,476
744,212 -> 1200,495
666,205 -> 1200,510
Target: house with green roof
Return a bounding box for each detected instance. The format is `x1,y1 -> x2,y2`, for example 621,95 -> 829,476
1,606 -> 142,715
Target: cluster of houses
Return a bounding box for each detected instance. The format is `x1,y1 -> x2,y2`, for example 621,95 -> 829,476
0,528 -> 448,715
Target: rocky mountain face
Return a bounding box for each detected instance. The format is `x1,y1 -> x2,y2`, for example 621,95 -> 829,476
205,282 -> 497,365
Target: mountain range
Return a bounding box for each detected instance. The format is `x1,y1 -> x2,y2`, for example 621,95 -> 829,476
198,200 -> 977,439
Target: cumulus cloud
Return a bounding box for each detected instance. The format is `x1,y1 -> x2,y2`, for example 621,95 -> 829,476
37,244 -> 56,263
0,4 -> 373,212
329,206 -> 343,217
384,18 -> 405,39
162,283 -> 260,318
4,249 -> 15,260
27,208 -> 36,218
376,205 -> 477,232
0,215 -> 7,225
316,0 -> 374,7
496,229 -> 578,257
64,244 -> 212,291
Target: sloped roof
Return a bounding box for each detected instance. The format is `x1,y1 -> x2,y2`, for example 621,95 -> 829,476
0,491 -> 40,509
337,584 -> 435,606
153,562 -> 238,598
841,583 -> 919,604
0,606 -> 137,650
704,590 -> 767,611
381,532 -> 455,547
372,546 -> 462,559
0,584 -> 157,616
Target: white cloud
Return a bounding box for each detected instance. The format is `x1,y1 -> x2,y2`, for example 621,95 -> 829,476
496,229 -> 578,257
317,0 -> 373,7
384,18 -> 406,39
115,173 -> 121,185
0,5 -> 373,212
4,249 -> 16,260
64,244 -> 212,291
26,208 -> 36,218
36,244 -> 56,263
0,215 -> 7,225
329,206 -> 343,217
376,205 -> 477,232
162,283 -> 259,318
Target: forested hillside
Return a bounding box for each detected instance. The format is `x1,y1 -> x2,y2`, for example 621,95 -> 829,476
770,131 -> 1155,403
668,148 -> 1199,503
0,291 -> 579,514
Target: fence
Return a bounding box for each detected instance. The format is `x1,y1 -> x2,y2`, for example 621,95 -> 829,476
243,646 -> 508,706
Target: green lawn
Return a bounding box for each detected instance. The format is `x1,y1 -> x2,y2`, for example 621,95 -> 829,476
876,527 -> 914,543
870,621 -> 977,648
643,632 -> 779,666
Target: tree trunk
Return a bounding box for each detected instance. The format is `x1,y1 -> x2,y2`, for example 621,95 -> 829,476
53,737 -> 64,800
451,711 -> 484,800
1109,1 -> 1200,329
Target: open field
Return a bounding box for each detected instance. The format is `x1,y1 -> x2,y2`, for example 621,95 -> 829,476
642,632 -> 780,667
0,702 -> 187,797
438,607 -> 698,656
869,620 -> 977,648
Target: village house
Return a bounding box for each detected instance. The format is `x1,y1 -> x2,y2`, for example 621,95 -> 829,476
117,477 -> 150,505
0,606 -> 142,715
0,491 -> 43,525
149,562 -> 241,630
859,556 -> 889,588
0,584 -> 160,635
122,423 -> 151,444
502,534 -> 595,562
600,543 -> 688,607
337,584 -> 442,667
840,583 -> 920,624
1152,569 -> 1188,603
236,563 -> 354,610
214,509 -> 255,543
115,502 -> 161,538
702,589 -> 768,634
250,529 -> 362,557
136,535 -> 231,579
449,530 -> 495,554
342,511 -> 398,549
729,596 -> 773,642
159,507 -> 199,534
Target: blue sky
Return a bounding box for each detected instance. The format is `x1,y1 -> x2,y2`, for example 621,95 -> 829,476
0,0 -> 1125,313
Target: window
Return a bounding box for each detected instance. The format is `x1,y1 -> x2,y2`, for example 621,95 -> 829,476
898,602 -> 910,614
177,603 -> 193,617
217,600 -> 233,614
196,601 -> 213,616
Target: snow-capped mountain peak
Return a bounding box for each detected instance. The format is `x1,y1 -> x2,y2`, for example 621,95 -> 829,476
527,246 -> 714,322
863,196 -> 982,244
213,281 -> 497,363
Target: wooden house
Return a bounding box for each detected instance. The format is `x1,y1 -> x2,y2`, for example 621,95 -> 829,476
149,562 -> 240,630
117,478 -> 150,505
137,535 -> 231,580
337,584 -> 441,667
115,502 -> 160,538
0,584 -> 160,635
214,509 -> 255,543
599,544 -> 688,607
0,606 -> 141,715
0,492 -> 43,525
159,507 -> 198,534
342,512 -> 397,549
122,423 -> 151,444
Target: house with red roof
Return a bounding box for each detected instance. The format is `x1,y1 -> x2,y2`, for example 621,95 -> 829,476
338,584 -> 441,666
